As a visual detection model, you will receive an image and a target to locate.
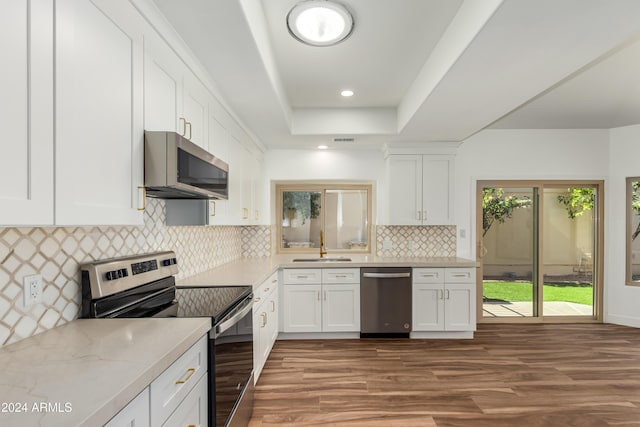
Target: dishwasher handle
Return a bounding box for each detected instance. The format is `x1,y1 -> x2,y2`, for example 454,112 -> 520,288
362,272 -> 411,279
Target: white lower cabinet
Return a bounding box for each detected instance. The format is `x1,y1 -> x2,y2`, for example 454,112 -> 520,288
413,268 -> 476,332
105,334 -> 208,427
105,388 -> 150,427
254,272 -> 279,383
283,268 -> 360,333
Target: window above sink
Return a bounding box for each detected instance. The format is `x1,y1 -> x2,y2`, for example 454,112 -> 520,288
276,183 -> 372,255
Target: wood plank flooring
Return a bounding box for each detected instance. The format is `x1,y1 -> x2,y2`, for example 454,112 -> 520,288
248,324 -> 640,426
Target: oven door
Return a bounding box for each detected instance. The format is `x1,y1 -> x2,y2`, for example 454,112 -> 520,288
211,295 -> 254,427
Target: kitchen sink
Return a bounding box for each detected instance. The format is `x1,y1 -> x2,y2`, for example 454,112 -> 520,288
292,257 -> 352,262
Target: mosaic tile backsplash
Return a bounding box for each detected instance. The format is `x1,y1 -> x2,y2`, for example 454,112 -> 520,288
0,209 -> 452,347
0,198 -> 271,347
376,225 -> 457,257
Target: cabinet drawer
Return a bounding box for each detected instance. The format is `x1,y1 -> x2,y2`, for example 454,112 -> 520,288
282,268 -> 321,284
150,335 -> 208,427
322,268 -> 360,284
445,268 -> 475,283
413,268 -> 445,283
161,373 -> 208,427
254,272 -> 278,307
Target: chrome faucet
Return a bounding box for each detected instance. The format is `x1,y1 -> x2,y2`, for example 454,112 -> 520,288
319,230 -> 327,258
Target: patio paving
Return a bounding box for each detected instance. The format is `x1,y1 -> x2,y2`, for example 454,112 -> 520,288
483,301 -> 593,317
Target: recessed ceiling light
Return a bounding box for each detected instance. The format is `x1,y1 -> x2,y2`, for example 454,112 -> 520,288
341,90 -> 354,97
287,1 -> 354,47
317,145 -> 329,150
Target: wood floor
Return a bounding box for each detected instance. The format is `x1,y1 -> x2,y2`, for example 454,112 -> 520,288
248,324 -> 640,426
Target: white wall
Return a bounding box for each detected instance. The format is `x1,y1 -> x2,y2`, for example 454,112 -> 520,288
261,149 -> 386,224
454,129 -> 610,259
606,124 -> 640,327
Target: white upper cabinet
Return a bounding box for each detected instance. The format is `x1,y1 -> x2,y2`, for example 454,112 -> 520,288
387,154 -> 454,225
144,32 -> 209,151
143,31 -> 183,134
0,0 -> 54,225
182,73 -> 209,150
55,0 -> 145,225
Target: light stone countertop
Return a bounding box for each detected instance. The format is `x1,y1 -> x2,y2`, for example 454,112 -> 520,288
0,317 -> 210,427
177,255 -> 478,290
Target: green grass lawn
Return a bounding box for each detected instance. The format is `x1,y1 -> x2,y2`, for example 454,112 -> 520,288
483,281 -> 593,305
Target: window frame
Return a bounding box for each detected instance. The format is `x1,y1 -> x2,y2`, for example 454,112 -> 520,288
275,182 -> 373,255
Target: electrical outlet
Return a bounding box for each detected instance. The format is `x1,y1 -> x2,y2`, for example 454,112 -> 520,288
460,228 -> 466,238
382,239 -> 392,250
23,274 -> 42,306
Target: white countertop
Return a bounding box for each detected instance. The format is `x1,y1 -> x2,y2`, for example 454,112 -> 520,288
0,317 -> 210,427
177,255 -> 478,290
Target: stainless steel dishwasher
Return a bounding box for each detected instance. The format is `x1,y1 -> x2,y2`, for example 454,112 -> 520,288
360,267 -> 412,338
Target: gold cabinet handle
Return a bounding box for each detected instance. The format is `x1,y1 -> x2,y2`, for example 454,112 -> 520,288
137,186 -> 147,211
209,201 -> 216,217
179,117 -> 186,136
186,121 -> 192,140
271,300 -> 275,312
175,368 -> 196,385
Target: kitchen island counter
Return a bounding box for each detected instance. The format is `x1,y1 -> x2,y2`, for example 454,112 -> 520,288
0,317 -> 210,427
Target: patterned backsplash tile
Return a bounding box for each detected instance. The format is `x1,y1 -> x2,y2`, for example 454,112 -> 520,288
0,199 -> 270,347
376,225 -> 457,257
0,208 -> 452,347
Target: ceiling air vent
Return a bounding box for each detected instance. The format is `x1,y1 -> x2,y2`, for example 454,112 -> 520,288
332,137 -> 355,143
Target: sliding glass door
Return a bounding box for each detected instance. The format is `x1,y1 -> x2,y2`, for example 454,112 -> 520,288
478,181 -> 602,322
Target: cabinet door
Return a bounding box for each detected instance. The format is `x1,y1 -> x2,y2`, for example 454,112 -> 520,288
387,155 -> 423,225
105,388 -> 150,427
182,72 -> 209,150
0,0 -> 53,225
268,289 -> 279,345
207,116 -> 230,225
283,285 -> 322,333
322,284 -> 360,332
422,156 -> 454,224
444,283 -> 476,331
55,0 -> 144,225
412,283 -> 445,331
162,374 -> 208,427
143,31 -> 183,133
253,300 -> 265,382
240,144 -> 254,222
226,136 -> 246,222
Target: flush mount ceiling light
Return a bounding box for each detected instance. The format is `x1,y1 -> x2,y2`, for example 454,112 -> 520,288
287,1 -> 354,47
340,89 -> 354,97
317,144 -> 329,149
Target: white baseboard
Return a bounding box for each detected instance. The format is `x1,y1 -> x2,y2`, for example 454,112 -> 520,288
410,331 -> 474,339
277,332 -> 360,340
605,314 -> 640,328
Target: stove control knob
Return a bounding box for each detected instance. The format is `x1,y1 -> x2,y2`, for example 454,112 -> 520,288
105,270 -> 117,281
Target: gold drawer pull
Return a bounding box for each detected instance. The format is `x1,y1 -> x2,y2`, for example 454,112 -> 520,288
176,368 -> 196,385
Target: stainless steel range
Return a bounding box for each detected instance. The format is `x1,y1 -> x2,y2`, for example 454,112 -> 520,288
80,251 -> 254,427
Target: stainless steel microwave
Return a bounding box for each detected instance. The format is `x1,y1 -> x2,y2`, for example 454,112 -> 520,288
144,131 -> 229,199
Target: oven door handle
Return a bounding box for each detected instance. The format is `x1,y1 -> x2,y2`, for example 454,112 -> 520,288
214,297 -> 253,338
